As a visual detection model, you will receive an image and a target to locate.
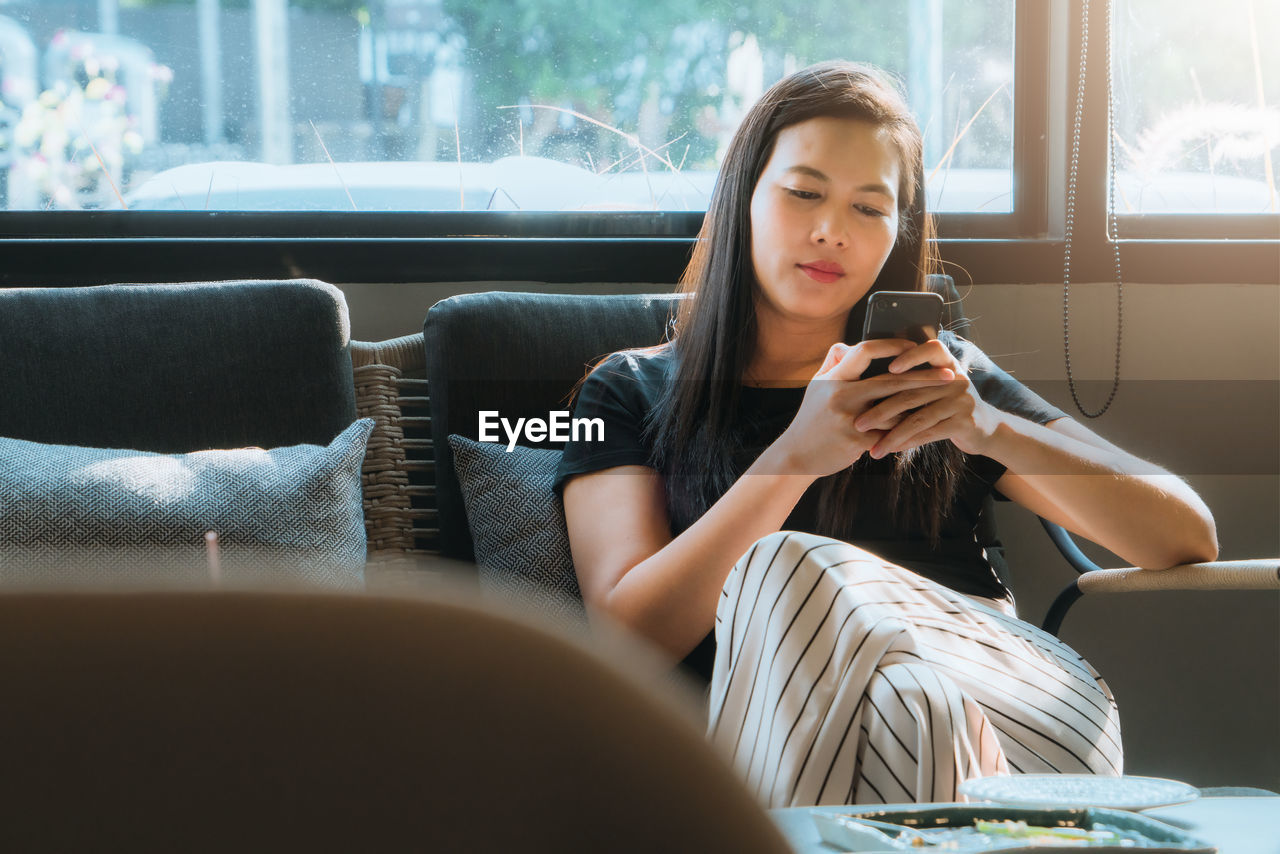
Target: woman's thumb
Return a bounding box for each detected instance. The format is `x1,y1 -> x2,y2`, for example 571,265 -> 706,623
819,342 -> 850,375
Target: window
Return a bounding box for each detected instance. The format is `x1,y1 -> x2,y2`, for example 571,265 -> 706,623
0,0 -> 1014,213
0,0 -> 1274,286
1113,0 -> 1278,216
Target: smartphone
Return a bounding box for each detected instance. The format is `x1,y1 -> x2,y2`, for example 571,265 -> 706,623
859,290 -> 944,378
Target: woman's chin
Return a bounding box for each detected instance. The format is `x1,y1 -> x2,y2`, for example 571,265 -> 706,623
765,290 -> 855,326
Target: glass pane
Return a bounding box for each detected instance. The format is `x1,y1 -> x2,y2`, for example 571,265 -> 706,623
0,0 -> 1012,213
1113,0 -> 1279,214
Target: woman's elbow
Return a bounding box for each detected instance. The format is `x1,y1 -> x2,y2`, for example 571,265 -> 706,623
1178,527 -> 1219,566
1148,515 -> 1219,569
1183,505 -> 1220,563
577,572 -> 621,618
581,573 -> 644,632
586,578 -> 701,661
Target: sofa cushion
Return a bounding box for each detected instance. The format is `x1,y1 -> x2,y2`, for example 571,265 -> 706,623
424,291 -> 682,562
448,434 -> 583,626
0,418 -> 375,587
0,280 -> 356,454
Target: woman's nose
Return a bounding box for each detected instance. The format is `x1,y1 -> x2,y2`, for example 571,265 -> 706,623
812,212 -> 849,248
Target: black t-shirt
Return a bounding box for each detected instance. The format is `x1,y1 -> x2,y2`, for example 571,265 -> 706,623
553,332 -> 1066,682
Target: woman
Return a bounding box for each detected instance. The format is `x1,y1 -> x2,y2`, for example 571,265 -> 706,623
552,61 -> 1218,807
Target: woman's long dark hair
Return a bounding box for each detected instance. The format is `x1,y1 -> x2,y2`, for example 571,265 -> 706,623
649,61 -> 964,542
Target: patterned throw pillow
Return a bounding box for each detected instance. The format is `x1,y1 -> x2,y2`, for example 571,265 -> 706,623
447,435 -> 584,626
0,419 -> 374,587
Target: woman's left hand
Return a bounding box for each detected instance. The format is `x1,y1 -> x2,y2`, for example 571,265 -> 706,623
852,339 -> 1003,458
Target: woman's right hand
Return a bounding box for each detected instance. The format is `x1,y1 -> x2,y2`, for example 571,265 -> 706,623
770,340 -> 955,479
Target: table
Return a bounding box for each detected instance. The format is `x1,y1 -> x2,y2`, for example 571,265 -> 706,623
771,796 -> 1280,854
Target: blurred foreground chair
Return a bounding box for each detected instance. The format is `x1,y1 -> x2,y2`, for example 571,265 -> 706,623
0,587 -> 793,853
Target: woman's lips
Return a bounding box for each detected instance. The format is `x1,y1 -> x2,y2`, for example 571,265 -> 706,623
798,262 -> 845,284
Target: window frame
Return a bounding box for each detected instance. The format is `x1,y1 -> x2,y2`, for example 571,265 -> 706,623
0,0 -> 1275,288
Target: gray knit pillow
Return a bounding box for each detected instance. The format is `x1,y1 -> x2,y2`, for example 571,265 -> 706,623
448,435 -> 584,625
0,419 -> 374,587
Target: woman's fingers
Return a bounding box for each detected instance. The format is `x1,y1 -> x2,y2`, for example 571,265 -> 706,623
870,404 -> 958,458
854,382 -> 953,429
871,419 -> 954,458
820,339 -> 960,387
886,338 -> 956,374
823,338 -> 915,380
849,340 -> 973,456
832,369 -> 954,415
823,338 -> 962,382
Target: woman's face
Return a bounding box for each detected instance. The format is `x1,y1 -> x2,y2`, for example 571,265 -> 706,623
748,116 -> 902,330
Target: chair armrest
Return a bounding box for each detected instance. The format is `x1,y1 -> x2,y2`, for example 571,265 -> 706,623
352,333 -> 426,373
1036,514 -> 1278,636
351,334 -> 439,565
1041,558 -> 1280,637
1076,559 -> 1280,594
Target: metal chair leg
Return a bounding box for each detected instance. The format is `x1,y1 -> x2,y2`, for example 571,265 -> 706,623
1042,580 -> 1084,637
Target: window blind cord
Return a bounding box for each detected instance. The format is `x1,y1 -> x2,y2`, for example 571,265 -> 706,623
1063,0 -> 1125,419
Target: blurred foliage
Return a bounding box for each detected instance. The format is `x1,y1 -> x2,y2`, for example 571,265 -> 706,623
123,0 -> 367,12
6,0 -> 1272,212
439,0 -> 1013,170
10,67 -> 148,208
16,0 -> 1016,172
442,0 -> 726,164
1114,0 -> 1279,180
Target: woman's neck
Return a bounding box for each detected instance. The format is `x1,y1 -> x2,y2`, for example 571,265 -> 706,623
746,311 -> 847,387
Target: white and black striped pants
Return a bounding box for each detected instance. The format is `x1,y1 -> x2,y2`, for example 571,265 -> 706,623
707,531 -> 1123,808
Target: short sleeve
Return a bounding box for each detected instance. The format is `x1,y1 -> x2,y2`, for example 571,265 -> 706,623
943,333 -> 1069,496
944,333 -> 1066,425
552,351 -> 665,492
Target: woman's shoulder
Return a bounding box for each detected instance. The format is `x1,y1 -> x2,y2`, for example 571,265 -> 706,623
588,344 -> 676,388
938,331 -> 1066,424
939,330 -> 1022,387
938,329 -> 992,368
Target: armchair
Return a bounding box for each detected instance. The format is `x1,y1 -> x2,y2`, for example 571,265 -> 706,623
421,279 -> 1278,636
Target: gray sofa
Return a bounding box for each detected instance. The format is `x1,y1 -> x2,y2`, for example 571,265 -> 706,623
0,278 -> 434,583
0,278 -> 795,849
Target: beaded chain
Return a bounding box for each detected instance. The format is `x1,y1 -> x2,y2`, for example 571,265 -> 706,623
1063,0 -> 1125,418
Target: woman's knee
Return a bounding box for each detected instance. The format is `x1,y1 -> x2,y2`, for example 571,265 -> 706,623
731,531 -> 893,596
740,530 -> 875,566
735,531 -> 838,582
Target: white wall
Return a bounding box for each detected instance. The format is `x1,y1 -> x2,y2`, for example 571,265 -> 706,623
962,282 -> 1279,790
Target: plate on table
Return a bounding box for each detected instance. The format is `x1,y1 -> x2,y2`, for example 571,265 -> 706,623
959,774 -> 1201,811
810,803 -> 1216,853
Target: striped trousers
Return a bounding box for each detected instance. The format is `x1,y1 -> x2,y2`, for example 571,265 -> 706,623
707,531 -> 1123,808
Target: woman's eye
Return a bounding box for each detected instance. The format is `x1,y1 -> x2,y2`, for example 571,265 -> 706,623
856,205 -> 888,217
786,188 -> 820,200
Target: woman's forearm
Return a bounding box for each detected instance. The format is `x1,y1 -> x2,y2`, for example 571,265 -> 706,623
603,443 -> 816,659
980,414 -> 1219,569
